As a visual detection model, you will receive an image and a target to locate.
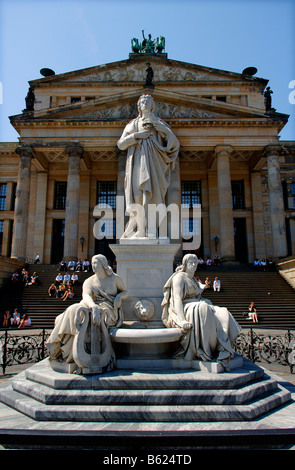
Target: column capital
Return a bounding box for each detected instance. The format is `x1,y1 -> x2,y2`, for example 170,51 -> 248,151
65,145 -> 84,158
15,146 -> 34,158
263,144 -> 282,158
214,145 -> 233,157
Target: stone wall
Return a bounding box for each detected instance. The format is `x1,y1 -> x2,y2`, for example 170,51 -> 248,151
0,256 -> 24,288
276,256 -> 295,290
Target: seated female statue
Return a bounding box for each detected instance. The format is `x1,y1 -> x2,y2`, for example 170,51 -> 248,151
46,254 -> 127,370
161,254 -> 241,369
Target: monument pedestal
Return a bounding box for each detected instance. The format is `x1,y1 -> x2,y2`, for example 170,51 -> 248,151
111,242 -> 180,317
110,242 -> 180,359
0,357 -> 292,426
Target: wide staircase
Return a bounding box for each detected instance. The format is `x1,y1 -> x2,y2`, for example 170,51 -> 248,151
1,263 -> 295,330
0,264 -> 92,329
199,264 -> 295,329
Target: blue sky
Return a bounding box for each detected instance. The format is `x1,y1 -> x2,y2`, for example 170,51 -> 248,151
0,0 -> 294,142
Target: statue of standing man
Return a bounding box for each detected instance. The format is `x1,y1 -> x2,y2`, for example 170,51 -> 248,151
117,94 -> 180,239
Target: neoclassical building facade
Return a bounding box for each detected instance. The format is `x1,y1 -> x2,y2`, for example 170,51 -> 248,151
0,52 -> 294,264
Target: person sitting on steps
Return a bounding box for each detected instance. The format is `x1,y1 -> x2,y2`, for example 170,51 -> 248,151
247,301 -> 258,323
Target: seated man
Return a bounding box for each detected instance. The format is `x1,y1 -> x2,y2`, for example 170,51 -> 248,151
68,260 -> 76,271
55,273 -> 63,287
83,259 -> 91,271
60,260 -> 67,272
213,276 -> 221,292
75,259 -> 83,272
63,273 -> 71,285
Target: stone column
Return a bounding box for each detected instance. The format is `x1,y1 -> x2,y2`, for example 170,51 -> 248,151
63,146 -> 83,260
33,172 -> 48,262
251,171 -> 266,259
11,147 -> 34,261
264,145 -> 287,258
1,182 -> 14,257
215,145 -> 235,262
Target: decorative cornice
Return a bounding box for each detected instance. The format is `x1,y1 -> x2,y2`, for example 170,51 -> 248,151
11,118 -> 287,129
32,80 -> 255,87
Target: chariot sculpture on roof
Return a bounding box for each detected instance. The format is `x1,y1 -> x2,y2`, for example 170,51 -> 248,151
131,31 -> 165,54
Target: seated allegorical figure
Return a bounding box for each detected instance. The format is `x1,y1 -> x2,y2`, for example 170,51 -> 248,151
161,254 -> 242,369
46,254 -> 127,372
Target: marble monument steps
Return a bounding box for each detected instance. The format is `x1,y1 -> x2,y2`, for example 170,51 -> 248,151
0,358 -> 291,422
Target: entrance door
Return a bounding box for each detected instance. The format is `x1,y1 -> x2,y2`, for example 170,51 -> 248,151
233,218 -> 248,263
51,219 -> 65,264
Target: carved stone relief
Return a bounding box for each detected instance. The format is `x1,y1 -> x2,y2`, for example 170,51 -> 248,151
63,64 -> 233,84
78,100 -> 226,120
133,299 -> 155,321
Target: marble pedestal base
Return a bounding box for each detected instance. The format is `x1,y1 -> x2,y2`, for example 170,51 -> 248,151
111,242 -> 180,300
0,357 -> 291,424
110,243 -> 180,359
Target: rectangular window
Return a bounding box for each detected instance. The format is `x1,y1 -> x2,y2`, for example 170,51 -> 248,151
97,181 -> 117,209
181,181 -> 201,243
291,183 -> 295,209
96,219 -> 116,239
216,96 -> 227,102
282,181 -> 289,209
182,218 -> 201,239
0,220 -> 4,255
181,180 -> 202,208
0,183 -> 7,211
11,183 -> 17,211
232,180 -> 245,210
54,181 -> 67,210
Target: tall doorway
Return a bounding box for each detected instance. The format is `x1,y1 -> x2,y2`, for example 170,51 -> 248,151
51,219 -> 65,264
233,217 -> 248,263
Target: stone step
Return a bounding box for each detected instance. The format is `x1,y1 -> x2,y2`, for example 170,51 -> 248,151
0,383 -> 290,422
24,358 -> 264,390
12,374 -> 278,406
0,358 -> 291,424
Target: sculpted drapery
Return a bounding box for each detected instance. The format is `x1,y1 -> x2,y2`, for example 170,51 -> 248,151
117,94 -> 179,238
46,255 -> 127,371
161,254 -> 241,369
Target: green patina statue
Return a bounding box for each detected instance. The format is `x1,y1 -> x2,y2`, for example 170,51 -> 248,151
131,31 -> 165,54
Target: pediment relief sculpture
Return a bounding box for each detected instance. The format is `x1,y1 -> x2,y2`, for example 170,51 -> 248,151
69,100 -> 228,120
60,63 -> 234,84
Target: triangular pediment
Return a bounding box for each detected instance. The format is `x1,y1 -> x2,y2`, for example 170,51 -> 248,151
28,87 -> 268,122
11,56 -> 289,127
30,55 -> 267,86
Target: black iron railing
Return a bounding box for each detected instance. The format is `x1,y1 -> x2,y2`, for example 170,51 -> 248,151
0,327 -> 295,376
0,328 -> 51,375
233,327 -> 295,373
